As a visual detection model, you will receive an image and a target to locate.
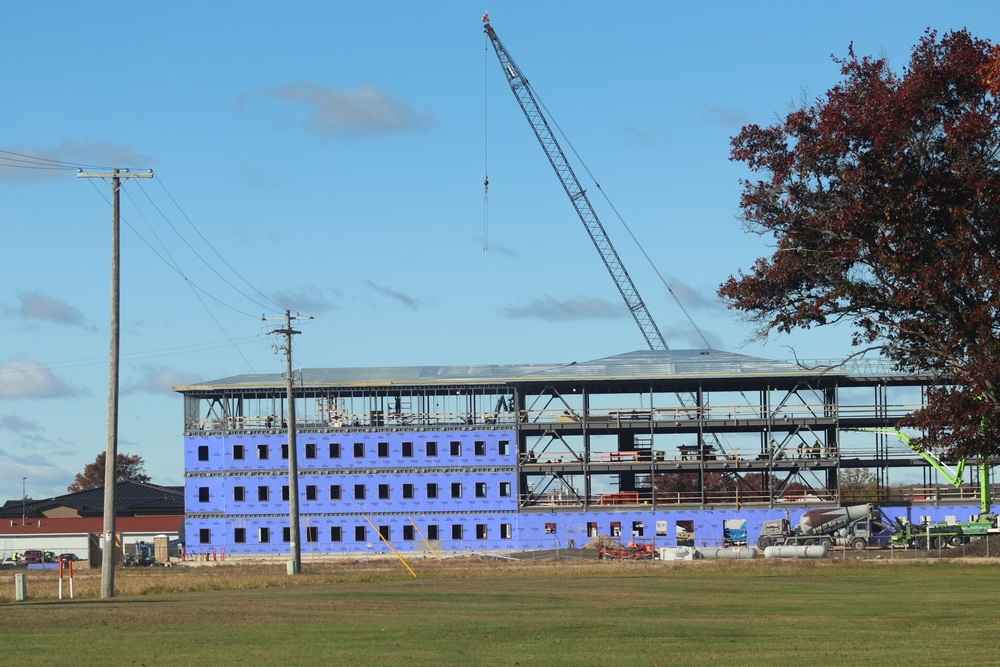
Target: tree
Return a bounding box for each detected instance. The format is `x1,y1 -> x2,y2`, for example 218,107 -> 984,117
839,468 -> 879,502
67,452 -> 151,493
720,29 -> 1000,460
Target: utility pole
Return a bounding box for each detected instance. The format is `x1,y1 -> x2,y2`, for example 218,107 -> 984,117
265,310 -> 312,574
21,477 -> 26,526
77,168 -> 153,598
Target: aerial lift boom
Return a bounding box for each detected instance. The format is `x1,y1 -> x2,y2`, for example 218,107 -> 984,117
862,428 -> 990,516
483,14 -> 667,351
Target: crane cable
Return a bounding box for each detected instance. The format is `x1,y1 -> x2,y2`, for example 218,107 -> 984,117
483,30 -> 490,252
532,88 -> 714,350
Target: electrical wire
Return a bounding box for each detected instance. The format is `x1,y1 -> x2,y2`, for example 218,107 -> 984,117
87,178 -> 260,373
133,179 -> 283,314
151,176 -> 287,313
0,336 -> 265,375
0,149 -> 113,171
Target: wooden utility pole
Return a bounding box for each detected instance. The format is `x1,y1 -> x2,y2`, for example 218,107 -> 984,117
77,168 -> 153,598
265,310 -> 312,574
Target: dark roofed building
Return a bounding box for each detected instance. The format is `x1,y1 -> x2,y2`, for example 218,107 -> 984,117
0,482 -> 184,563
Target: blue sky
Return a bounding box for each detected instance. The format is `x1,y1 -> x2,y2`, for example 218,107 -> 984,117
3,1 -> 998,500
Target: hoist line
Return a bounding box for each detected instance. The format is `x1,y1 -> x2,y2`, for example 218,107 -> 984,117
533,89 -> 714,350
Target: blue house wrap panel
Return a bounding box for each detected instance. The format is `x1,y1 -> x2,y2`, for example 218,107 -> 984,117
186,423 -> 994,557
184,430 -> 515,473
184,502 -> 996,556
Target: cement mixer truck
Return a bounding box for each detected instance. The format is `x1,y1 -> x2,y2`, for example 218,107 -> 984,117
756,504 -> 893,551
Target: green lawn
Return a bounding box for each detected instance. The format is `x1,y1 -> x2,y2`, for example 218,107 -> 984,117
3,559 -> 999,666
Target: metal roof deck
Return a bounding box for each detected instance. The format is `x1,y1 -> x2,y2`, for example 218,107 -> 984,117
174,349 -> 846,392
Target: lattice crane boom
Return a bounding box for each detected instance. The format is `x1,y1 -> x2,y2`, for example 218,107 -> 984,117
483,14 -> 668,351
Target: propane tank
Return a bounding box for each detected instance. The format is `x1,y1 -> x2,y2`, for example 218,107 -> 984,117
763,545 -> 828,559
696,547 -> 757,560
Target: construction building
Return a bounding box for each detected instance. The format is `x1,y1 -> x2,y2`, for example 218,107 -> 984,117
175,348 -> 993,558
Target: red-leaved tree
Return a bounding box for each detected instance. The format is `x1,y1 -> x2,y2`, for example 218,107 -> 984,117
720,29 -> 1000,460
67,452 -> 151,493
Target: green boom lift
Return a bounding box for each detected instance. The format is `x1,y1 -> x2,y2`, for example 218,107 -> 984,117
860,429 -> 997,549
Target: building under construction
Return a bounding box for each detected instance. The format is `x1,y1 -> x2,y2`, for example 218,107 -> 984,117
176,348 -> 992,557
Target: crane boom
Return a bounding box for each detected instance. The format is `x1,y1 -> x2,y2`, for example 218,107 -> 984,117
483,15 -> 667,351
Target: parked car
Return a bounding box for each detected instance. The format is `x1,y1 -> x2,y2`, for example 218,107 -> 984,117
57,553 -> 79,563
21,550 -> 44,564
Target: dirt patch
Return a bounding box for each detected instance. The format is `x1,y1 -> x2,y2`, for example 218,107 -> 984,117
955,534 -> 1000,557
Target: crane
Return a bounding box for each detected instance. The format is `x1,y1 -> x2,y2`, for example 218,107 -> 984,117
484,15 -> 740,467
482,13 -> 667,351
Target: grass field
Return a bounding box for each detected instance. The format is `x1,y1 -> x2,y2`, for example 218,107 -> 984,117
3,557 -> 1000,666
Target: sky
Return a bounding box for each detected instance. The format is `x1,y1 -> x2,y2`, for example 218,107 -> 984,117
3,1 -> 998,501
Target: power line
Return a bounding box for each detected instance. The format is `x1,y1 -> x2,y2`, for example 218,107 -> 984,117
84,179 -> 263,319
152,176 -> 286,313
0,149 -> 117,171
0,336 -> 266,375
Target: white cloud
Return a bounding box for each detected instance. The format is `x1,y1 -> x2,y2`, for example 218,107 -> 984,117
271,286 -> 338,315
0,415 -> 42,433
0,359 -> 77,399
366,281 -> 420,310
503,295 -> 625,321
15,291 -> 89,327
253,82 -> 433,137
123,365 -> 203,395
